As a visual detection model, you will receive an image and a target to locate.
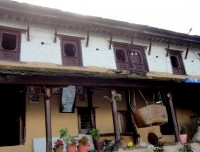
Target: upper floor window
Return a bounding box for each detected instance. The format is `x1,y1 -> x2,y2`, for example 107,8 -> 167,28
169,50 -> 185,75
61,37 -> 82,66
113,43 -> 148,73
0,28 -> 20,61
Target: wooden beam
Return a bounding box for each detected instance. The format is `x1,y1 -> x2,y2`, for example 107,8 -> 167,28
86,31 -> 90,47
54,26 -> 57,43
167,92 -> 180,142
166,41 -> 170,57
109,33 -> 113,50
44,86 -> 52,152
55,34 -> 85,40
130,37 -> 133,50
0,75 -> 175,88
0,25 -> 27,33
27,24 -> 30,41
148,39 -> 152,55
87,87 -> 95,128
184,44 -> 190,59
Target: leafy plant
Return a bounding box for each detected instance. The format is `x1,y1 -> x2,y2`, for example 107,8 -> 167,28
180,126 -> 187,134
89,128 -> 100,140
197,118 -> 200,126
78,136 -> 90,146
53,138 -> 64,149
59,128 -> 77,146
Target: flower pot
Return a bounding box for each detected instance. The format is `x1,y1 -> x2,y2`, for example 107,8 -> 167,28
78,145 -> 88,152
53,146 -> 64,152
179,134 -> 187,144
66,145 -> 76,152
94,139 -> 104,151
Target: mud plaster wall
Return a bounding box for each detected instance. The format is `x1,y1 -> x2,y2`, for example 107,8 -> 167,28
0,88 -> 177,152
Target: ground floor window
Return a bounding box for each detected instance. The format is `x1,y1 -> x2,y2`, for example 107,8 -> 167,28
78,107 -> 95,134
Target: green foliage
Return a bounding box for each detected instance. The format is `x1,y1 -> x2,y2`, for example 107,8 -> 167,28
78,136 -> 89,146
197,118 -> 200,126
180,126 -> 187,134
59,128 -> 77,146
89,128 -> 100,140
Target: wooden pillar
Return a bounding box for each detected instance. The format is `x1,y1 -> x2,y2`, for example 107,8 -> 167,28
110,90 -> 122,147
87,87 -> 95,128
167,92 -> 180,142
44,87 -> 52,152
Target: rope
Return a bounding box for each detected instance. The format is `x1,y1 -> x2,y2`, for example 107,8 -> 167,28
138,89 -> 153,128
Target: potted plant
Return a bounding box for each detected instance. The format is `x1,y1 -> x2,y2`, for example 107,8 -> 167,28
53,138 -> 64,152
89,128 -> 104,151
59,128 -> 77,152
77,136 -> 90,152
179,126 -> 187,144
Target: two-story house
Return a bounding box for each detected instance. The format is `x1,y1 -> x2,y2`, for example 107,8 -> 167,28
0,1 -> 200,152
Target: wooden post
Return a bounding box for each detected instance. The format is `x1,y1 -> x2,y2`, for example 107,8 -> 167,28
87,87 -> 95,128
167,92 -> 180,142
110,90 -> 122,147
44,86 -> 52,152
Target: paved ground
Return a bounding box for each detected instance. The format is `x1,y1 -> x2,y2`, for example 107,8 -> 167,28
118,142 -> 200,152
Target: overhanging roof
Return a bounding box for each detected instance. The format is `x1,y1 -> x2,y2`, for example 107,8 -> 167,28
0,61 -> 191,87
0,0 -> 200,48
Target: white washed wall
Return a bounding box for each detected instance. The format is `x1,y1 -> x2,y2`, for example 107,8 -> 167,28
1,18 -> 200,76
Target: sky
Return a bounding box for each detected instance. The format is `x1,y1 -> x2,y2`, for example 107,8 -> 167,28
13,0 -> 200,36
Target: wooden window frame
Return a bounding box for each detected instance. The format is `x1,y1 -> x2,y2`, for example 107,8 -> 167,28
60,35 -> 83,66
168,49 -> 186,75
77,107 -> 95,134
0,28 -> 21,61
113,42 -> 148,73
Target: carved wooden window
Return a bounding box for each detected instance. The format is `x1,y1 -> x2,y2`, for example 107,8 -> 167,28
0,28 -> 20,61
129,47 -> 148,73
113,44 -> 130,70
78,107 -> 95,134
61,38 -> 82,66
113,43 -> 148,73
169,50 -> 185,75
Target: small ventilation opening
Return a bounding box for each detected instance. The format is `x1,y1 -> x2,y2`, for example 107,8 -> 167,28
2,33 -> 17,50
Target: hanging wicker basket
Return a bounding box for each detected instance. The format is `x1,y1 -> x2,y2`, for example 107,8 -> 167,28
133,104 -> 168,128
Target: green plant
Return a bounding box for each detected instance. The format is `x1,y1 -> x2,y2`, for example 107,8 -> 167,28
78,136 -> 90,146
197,118 -> 200,126
59,128 -> 77,146
53,138 -> 64,149
180,126 -> 187,134
89,128 -> 100,140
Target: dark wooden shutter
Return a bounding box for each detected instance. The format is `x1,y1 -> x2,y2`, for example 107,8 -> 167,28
0,30 -> 20,61
169,51 -> 185,75
113,44 -> 130,70
129,47 -> 148,73
61,39 -> 82,66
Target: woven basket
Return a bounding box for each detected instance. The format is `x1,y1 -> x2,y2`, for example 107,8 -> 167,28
133,104 -> 168,128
